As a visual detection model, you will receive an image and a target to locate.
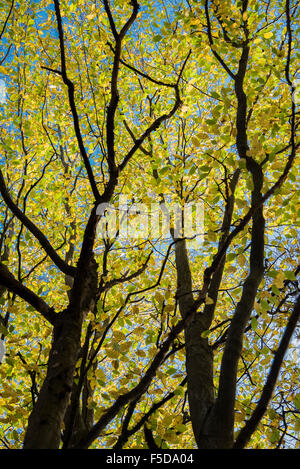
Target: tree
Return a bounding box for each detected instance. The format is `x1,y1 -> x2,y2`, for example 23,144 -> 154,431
0,0 -> 299,450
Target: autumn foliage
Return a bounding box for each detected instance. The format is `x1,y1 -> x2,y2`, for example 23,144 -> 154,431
0,0 -> 299,449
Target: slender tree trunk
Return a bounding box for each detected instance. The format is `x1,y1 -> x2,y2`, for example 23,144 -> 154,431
175,171 -> 240,449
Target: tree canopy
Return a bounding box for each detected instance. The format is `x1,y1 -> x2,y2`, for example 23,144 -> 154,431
0,0 -> 299,450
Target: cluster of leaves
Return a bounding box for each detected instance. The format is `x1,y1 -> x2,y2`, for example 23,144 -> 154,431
0,0 -> 299,449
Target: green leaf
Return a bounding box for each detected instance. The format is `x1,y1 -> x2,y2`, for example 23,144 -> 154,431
261,299 -> 269,311
294,419 -> 300,432
251,317 -> 258,330
284,271 -> 296,281
269,428 -> 279,443
205,118 -> 217,126
271,284 -> 281,296
294,394 -> 300,411
166,367 -> 177,375
175,423 -> 187,433
0,324 -> 8,336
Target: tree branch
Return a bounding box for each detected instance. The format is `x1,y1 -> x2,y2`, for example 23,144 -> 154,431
204,7 -> 266,444
0,170 -> 76,277
0,0 -> 14,41
101,252 -> 152,291
113,377 -> 187,449
0,262 -> 56,325
118,85 -> 182,172
99,0 -> 140,202
53,0 -> 101,202
205,0 -> 236,79
234,295 -> 300,448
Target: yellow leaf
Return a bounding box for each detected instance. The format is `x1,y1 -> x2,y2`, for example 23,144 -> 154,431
207,230 -> 217,242
237,254 -> 246,267
94,407 -> 106,420
191,136 -> 201,147
120,341 -> 132,352
205,296 -> 214,305
106,348 -> 119,359
274,271 -> 284,289
235,411 -> 246,422
154,292 -> 164,304
95,368 -> 106,381
112,360 -> 119,370
264,32 -> 273,39
294,419 -> 300,432
113,331 -> 126,341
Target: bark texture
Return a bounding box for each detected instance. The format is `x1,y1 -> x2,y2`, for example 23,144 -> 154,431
23,312 -> 83,448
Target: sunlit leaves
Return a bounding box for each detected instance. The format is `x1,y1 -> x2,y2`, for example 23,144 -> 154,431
0,0 -> 298,451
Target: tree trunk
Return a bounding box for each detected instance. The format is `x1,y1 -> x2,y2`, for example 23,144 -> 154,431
23,218 -> 99,448
184,321 -> 215,448
23,311 -> 83,448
